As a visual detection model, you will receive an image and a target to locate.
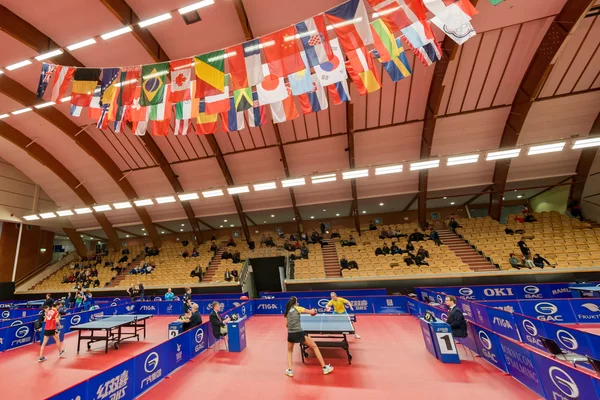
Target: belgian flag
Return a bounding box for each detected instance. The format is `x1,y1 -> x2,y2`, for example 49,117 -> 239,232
71,68 -> 101,107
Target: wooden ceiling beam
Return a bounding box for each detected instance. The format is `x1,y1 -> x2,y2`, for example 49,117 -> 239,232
346,102 -> 361,235
570,111 -> 600,203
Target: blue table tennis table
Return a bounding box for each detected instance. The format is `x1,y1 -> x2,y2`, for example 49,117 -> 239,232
13,300 -> 45,309
569,286 -> 600,298
70,314 -> 152,353
299,314 -> 356,364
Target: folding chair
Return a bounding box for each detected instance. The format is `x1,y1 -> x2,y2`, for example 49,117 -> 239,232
539,336 -> 588,366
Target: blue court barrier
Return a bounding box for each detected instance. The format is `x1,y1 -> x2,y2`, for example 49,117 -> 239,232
252,295 -> 408,315
259,288 -> 386,298
416,282 -> 589,301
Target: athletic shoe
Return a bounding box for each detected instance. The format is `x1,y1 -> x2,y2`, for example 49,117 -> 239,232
322,365 -> 334,375
355,333 -> 361,339
38,357 -> 47,363
285,369 -> 294,377
59,350 -> 67,357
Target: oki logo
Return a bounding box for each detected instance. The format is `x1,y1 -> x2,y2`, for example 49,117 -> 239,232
483,288 -> 514,297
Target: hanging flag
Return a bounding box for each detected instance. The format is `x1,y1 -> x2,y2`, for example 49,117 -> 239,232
112,106 -> 127,133
87,86 -> 103,122
346,48 -> 381,95
295,14 -> 333,68
169,58 -> 193,103
36,63 -> 56,99
489,0 -> 504,5
257,64 -> 288,105
128,86 -> 149,136
402,21 -> 442,66
194,50 -> 226,98
373,39 -> 413,81
174,118 -> 190,135
260,26 -> 305,78
227,39 -> 263,90
424,0 -> 477,45
50,66 -> 75,102
100,68 -> 120,104
116,67 -> 140,106
233,87 -> 253,112
288,52 -> 314,96
325,0 -> 374,54
149,85 -> 172,121
174,83 -> 199,136
196,101 -> 218,134
141,62 -> 169,106
70,104 -> 83,117
314,38 -> 348,86
131,118 -> 149,136
205,76 -> 230,114
71,68 -> 101,107
150,120 -> 169,136
270,87 -> 299,124
327,80 -> 351,105
298,75 -> 328,114
247,92 -> 267,128
220,97 -> 245,132
371,19 -> 400,62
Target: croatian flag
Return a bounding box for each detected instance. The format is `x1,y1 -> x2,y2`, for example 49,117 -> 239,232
247,92 -> 267,128
296,14 -> 333,68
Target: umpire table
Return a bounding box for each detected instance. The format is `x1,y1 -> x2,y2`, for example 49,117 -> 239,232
300,314 -> 356,364
71,314 -> 152,353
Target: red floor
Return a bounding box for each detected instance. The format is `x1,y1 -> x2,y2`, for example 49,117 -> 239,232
141,316 -> 539,400
0,316 -> 173,399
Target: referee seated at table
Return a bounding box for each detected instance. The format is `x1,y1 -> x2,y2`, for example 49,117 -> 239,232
180,303 -> 202,331
444,295 -> 467,339
325,292 -> 360,339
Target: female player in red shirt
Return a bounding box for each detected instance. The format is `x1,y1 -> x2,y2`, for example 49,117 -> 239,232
39,303 -> 66,362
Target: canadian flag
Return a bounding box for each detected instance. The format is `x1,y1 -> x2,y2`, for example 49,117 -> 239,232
169,58 -> 192,103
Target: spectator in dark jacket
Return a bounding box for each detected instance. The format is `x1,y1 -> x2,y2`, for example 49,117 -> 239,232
533,253 -> 555,269
430,230 -> 442,246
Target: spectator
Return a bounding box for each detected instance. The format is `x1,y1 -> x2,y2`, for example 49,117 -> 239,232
417,246 -> 429,259
61,275 -> 68,284
260,234 -> 267,247
182,249 -> 190,258
505,227 -> 514,235
430,230 -> 442,246
129,265 -> 140,275
221,250 -> 231,260
508,253 -> 527,270
375,247 -> 384,256
408,229 -> 425,243
379,228 -> 389,239
190,266 -> 203,283
294,240 -> 301,249
43,294 -> 54,308
347,235 -> 357,246
210,241 -> 218,252
232,251 -> 241,264
209,301 -> 230,341
182,239 -> 189,247
248,239 -> 255,250
227,237 -> 236,247
330,230 -> 340,239
165,288 -> 175,301
517,238 -> 531,258
524,213 -> 537,223
224,268 -> 232,282
369,221 -> 377,231
533,253 -> 555,269
192,248 -> 200,257
391,244 -> 402,255
118,255 -> 128,263
382,243 -> 391,255
514,214 -> 525,223
122,248 -> 130,255
266,235 -> 275,247
231,269 -> 239,281
83,291 -> 93,310
183,288 -> 192,313
301,244 -> 309,259
138,282 -> 145,301
522,255 -> 536,269
211,235 -> 217,241
180,303 -> 202,331
568,199 -> 583,220
348,260 -> 359,270
340,257 -> 349,271
320,221 -> 326,235
445,296 -> 467,339
406,242 -> 414,252
290,234 -> 297,241
65,292 -> 73,308
414,252 -> 429,266
448,218 -> 461,233
300,232 -> 308,242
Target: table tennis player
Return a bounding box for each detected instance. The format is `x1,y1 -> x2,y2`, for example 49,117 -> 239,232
325,292 -> 361,339
39,303 -> 66,362
284,296 -> 334,377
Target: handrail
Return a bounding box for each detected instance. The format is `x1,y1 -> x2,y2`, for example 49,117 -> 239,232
15,251 -> 74,287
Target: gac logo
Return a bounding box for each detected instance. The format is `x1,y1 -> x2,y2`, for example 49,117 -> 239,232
534,302 -> 558,315
478,330 -> 492,350
144,352 -> 159,373
556,330 -> 578,351
195,328 -> 204,344
459,288 -> 473,296
15,326 -> 29,338
549,366 -> 579,399
522,319 -> 538,336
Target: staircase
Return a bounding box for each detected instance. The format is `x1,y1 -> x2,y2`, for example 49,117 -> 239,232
437,229 -> 497,272
108,255 -> 143,287
205,244 -> 227,282
322,239 -> 341,277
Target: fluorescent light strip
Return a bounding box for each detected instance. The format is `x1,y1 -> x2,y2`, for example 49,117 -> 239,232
375,165 -> 403,175
528,142 -> 565,155
0,70 -> 3,75
74,207 -> 92,214
34,102 -> 56,109
115,79 -> 138,88
342,169 -> 369,179
12,107 -> 32,115
134,199 -> 154,206
23,215 -> 39,221
6,60 -> 32,71
59,96 -> 71,103
281,178 -> 306,187
207,51 -> 237,62
178,193 -> 199,201
227,186 -> 250,195
410,160 -> 440,171
93,205 -> 112,212
66,38 -> 97,51
56,210 -> 74,216
178,0 -> 214,14
35,49 -> 63,61
253,182 -> 277,191
447,154 -> 479,166
372,6 -> 400,18
327,17 -> 362,31
486,149 -> 521,161
572,137 -> 600,149
0,114 -> 10,119
113,201 -> 132,209
138,13 -> 172,28
156,196 -> 176,204
101,26 -> 133,40
311,174 -> 337,184
142,71 -> 168,80
202,189 -> 224,198
39,212 -> 56,219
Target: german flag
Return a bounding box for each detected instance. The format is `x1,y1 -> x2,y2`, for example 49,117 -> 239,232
71,68 -> 101,107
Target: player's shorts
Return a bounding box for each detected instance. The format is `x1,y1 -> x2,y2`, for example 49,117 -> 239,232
333,311 -> 347,315
287,331 -> 308,343
44,330 -> 56,337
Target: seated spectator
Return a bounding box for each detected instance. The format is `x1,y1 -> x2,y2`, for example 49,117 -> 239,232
408,229 -> 425,243
91,267 -> 98,277
330,230 -> 340,239
347,235 -> 357,246
122,248 -> 130,255
505,228 -> 514,235
231,269 -> 239,281
191,248 -> 199,257
568,199 -> 583,220
509,253 -> 527,270
448,218 -> 461,233
522,255 -> 536,269
224,268 -> 233,282
118,255 -> 128,263
190,266 -> 203,282
391,244 -> 402,255
301,244 -> 309,259
430,230 -> 442,246
260,234 -> 267,247
417,246 -> 429,259
379,228 -> 389,239
278,231 -> 286,239
265,235 -> 275,247
514,214 -> 524,223
412,252 -> 429,266
129,265 -> 141,275
382,243 -> 391,255
290,234 -> 297,241
227,237 -> 236,247
403,254 -> 415,266
375,247 -> 384,256
406,242 -> 414,252
211,235 -> 217,241
524,213 -> 537,223
61,274 -> 68,284
294,240 -> 301,249
165,288 -> 175,301
348,260 -> 359,270
533,253 -> 555,269
82,279 -> 91,289
518,238 -> 531,258
369,221 -> 377,231
182,249 -> 190,258
248,239 -> 255,250
300,232 -> 308,242
221,251 -> 231,260
340,257 -> 349,270
92,277 -> 100,288
232,251 -> 241,264
180,303 -> 202,331
182,239 -> 189,247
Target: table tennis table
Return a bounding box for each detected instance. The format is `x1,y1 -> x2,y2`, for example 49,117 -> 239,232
300,314 -> 356,364
70,314 -> 152,354
13,300 -> 45,309
569,286 -> 600,298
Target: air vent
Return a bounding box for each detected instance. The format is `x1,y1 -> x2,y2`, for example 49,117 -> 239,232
181,11 -> 201,25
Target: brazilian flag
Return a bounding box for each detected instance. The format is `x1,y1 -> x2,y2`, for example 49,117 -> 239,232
141,62 -> 169,106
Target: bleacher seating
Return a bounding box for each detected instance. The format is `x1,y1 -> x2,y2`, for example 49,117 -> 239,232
456,211 -> 600,270
290,243 -> 326,279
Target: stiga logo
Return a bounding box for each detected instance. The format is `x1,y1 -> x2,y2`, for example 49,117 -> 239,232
144,352 -> 159,373
110,302 -> 118,307
556,330 -> 578,351
478,331 -> 493,350
70,315 -> 81,325
492,317 -> 513,330
15,326 -> 29,338
534,302 -> 561,321
436,295 -> 443,304
140,305 -> 156,311
549,366 -> 579,399
257,303 -> 277,310
153,297 -> 161,301
524,285 -> 542,299
1,310 -> 10,319
440,313 -> 448,322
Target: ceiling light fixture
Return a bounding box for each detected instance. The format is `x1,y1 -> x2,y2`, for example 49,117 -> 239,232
528,142 -> 566,155
230,224 -> 234,227
39,212 -> 56,219
311,173 -> 337,184
113,202 -> 132,209
134,199 -> 154,206
253,182 -> 277,191
224,219 -> 228,222
0,114 -> 9,119
282,178 -> 306,187
161,231 -> 165,234
342,169 -> 369,179
101,26 -> 133,40
180,229 -> 184,232
447,154 -> 479,166
220,225 -> 223,228
74,207 -> 92,214
93,205 -> 112,212
178,193 -> 199,201
66,38 -> 96,51
59,96 -> 71,103
336,213 -> 340,216
12,107 -> 33,115
227,186 -> 250,194
271,214 -> 275,217
156,196 -> 176,204
138,13 -> 172,28
410,160 -> 440,171
56,210 -> 73,217
34,102 -> 56,109
517,195 -> 523,198
375,164 -> 403,175
379,203 -> 384,206
486,149 -> 521,161
202,189 -> 224,198
310,216 -> 314,219
23,215 -> 39,221
142,228 -> 145,231
572,137 -> 600,149
6,60 -> 33,71
178,0 -> 214,14
35,49 -> 64,61
450,202 -> 455,205
362,210 -> 366,214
